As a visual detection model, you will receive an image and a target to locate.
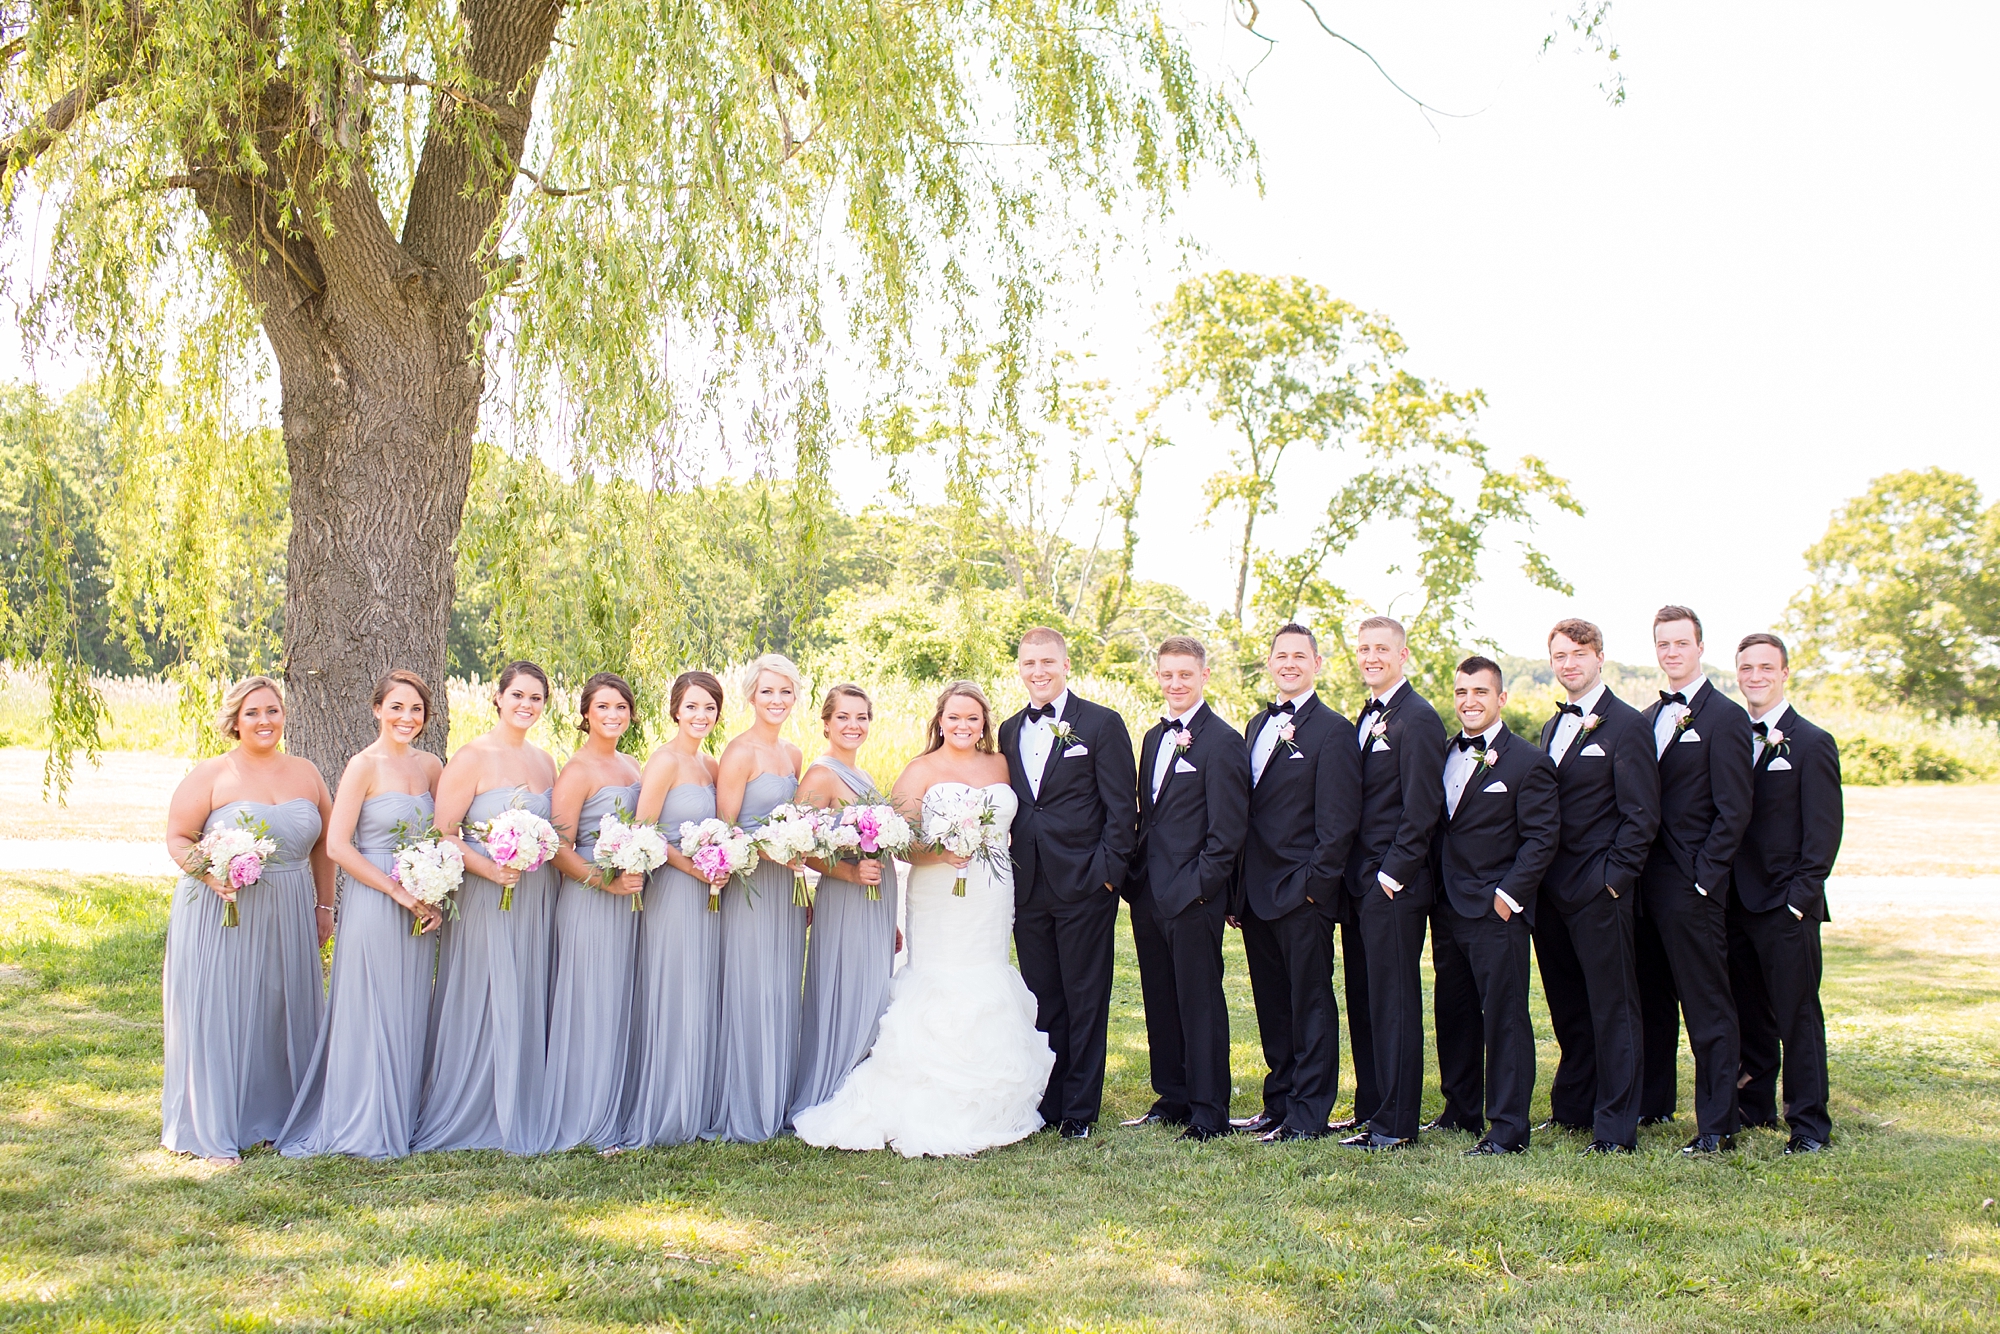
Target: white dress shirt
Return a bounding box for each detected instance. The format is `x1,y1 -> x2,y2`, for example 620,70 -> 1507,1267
1750,700 -> 1792,766
1548,680 -> 1609,766
1250,690 -> 1312,784
1151,704 -> 1201,800
1443,719 -> 1522,913
1653,677 -> 1705,758
1019,689 -> 1070,799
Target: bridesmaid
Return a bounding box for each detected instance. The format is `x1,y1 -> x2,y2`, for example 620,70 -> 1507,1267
414,660 -> 561,1154
542,672 -> 645,1152
279,670 -> 445,1159
161,675 -> 335,1164
789,683 -> 900,1121
622,670 -> 730,1148
711,653 -> 808,1143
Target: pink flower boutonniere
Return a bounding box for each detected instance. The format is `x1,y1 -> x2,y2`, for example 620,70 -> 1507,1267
1581,714 -> 1603,735
1370,718 -> 1389,740
1471,745 -> 1502,779
1273,718 -> 1299,755
1763,728 -> 1789,760
1675,710 -> 1696,734
1169,726 -> 1194,756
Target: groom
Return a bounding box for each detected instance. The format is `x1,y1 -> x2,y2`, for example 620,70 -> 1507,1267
999,627 -> 1138,1139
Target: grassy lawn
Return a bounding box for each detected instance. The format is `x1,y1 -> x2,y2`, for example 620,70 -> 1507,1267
1,872 -> 1995,1332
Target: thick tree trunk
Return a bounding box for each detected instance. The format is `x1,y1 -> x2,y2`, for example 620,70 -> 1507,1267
274,288 -> 480,784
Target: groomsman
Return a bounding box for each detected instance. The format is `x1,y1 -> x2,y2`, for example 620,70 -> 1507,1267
999,628 -> 1139,1139
1341,616 -> 1447,1150
1127,636 -> 1250,1141
1728,633 -> 1842,1154
1229,623 -> 1361,1142
1532,618 -> 1659,1154
1638,605 -> 1753,1153
1435,657 -> 1560,1154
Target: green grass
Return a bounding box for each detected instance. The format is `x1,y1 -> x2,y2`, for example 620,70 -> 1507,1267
1,873 -> 1996,1333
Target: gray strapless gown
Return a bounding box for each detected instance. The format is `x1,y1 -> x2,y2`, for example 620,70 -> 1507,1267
161,798 -> 325,1158
279,792 -> 439,1159
790,759 -> 898,1120
542,782 -> 643,1151
711,771 -> 808,1143
622,782 -> 724,1147
414,785 -> 557,1154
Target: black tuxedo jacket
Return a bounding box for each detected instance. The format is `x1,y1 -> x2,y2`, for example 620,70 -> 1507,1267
1134,701 -> 1249,920
999,692 -> 1138,903
1641,678 -> 1755,895
1536,689 -> 1661,913
1435,726 -> 1561,924
1239,692 -> 1361,920
1733,705 -> 1843,920
1343,680 -> 1448,906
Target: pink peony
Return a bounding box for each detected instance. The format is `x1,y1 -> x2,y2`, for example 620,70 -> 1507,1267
488,827 -> 522,864
853,809 -> 882,853
226,853 -> 264,889
692,844 -> 732,880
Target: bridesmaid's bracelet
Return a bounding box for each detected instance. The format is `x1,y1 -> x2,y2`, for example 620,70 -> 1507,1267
316,904 -> 335,914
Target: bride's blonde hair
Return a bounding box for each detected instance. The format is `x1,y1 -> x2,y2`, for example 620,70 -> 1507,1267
923,680 -> 997,755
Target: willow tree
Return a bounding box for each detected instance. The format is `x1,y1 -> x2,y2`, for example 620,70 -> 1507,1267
2,0 -> 1242,784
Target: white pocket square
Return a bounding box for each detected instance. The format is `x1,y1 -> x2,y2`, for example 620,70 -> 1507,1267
1768,756 -> 1792,770
1370,739 -> 1392,753
1579,743 -> 1606,757
1288,750 -> 1307,760
1483,781 -> 1508,793
1064,744 -> 1090,757
1174,757 -> 1198,774
1678,729 -> 1702,743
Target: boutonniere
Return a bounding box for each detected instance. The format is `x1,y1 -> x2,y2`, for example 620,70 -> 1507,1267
1273,718 -> 1299,755
1471,743 -> 1501,779
1369,710 -> 1393,740
1762,728 -> 1788,759
1675,710 -> 1696,734
1168,726 -> 1194,756
1048,719 -> 1078,751
1581,714 -> 1602,735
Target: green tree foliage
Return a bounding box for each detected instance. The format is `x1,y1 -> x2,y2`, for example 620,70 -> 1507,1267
1790,468 -> 2000,719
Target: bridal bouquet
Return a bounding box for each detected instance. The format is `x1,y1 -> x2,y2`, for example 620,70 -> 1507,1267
755,803 -> 827,907
182,811 -> 280,928
466,804 -> 561,910
677,817 -> 756,913
594,804 -> 670,911
922,789 -> 1004,897
832,802 -> 914,901
390,817 -> 465,936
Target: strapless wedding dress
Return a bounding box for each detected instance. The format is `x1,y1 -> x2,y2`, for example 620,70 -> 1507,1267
793,782 -> 1054,1157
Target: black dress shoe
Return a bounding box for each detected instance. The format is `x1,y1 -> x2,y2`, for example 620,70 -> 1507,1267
1230,1113 -> 1282,1135
1120,1112 -> 1184,1128
1259,1124 -> 1327,1143
1059,1119 -> 1092,1139
1420,1117 -> 1479,1135
1580,1139 -> 1636,1155
1534,1118 -> 1588,1134
1177,1125 -> 1223,1143
1340,1131 -> 1415,1151
1638,1113 -> 1675,1127
1464,1138 -> 1526,1156
1681,1132 -> 1735,1155
1783,1135 -> 1828,1154
1326,1117 -> 1364,1134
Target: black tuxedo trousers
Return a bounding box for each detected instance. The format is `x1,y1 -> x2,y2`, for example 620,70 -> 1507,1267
1639,883 -> 1740,1134
1727,891 -> 1831,1143
1531,890 -> 1643,1145
1016,867 -> 1121,1125
1242,897 -> 1341,1131
1430,902 -> 1485,1132
1131,890 -> 1231,1130
1447,908 -> 1535,1148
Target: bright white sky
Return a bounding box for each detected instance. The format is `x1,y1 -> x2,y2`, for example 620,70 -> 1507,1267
1084,0 -> 2000,663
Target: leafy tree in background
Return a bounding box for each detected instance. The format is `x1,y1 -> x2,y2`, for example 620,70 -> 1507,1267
1790,468 -> 2000,720
3,0 -> 1245,787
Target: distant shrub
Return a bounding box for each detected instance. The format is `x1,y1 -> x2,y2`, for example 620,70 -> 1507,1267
1839,735 -> 1985,785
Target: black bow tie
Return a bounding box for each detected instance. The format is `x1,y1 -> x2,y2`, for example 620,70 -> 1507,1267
1659,690 -> 1688,706
1267,699 -> 1297,717
1159,716 -> 1178,730
1026,703 -> 1057,722
1455,733 -> 1484,752
1359,698 -> 1386,719
1753,721 -> 1769,738
1556,702 -> 1584,717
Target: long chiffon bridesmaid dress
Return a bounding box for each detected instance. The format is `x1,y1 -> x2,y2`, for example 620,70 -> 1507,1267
279,792 -> 439,1159
621,781 -> 724,1147
789,758 -> 898,1122
710,771 -> 808,1143
413,784 -> 558,1154
542,782 -> 644,1151
160,798 -> 324,1158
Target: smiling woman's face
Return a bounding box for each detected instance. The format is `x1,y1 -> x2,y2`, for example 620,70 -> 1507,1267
677,686 -> 720,738
937,695 -> 985,752
824,697 -> 872,751
753,672 -> 795,725
235,688 -> 284,752
496,677 -> 546,732
585,687 -> 631,740
376,685 -> 426,743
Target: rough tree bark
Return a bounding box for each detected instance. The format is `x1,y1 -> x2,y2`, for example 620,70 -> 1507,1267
176,0 -> 562,787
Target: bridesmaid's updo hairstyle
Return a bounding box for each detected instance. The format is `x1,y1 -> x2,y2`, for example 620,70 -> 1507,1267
577,671 -> 637,733
494,659 -> 551,702
371,669 -> 433,735
820,682 -> 872,723
670,670 -> 724,716
216,674 -> 285,740
923,680 -> 997,755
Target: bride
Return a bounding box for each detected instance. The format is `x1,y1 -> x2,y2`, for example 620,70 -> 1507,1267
793,680 -> 1055,1158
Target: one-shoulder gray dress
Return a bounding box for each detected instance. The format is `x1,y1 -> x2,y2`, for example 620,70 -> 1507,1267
790,758 -> 899,1121
279,791 -> 439,1159
161,798 -> 325,1158
542,782 -> 643,1151
414,785 -> 558,1154
622,782 -> 724,1147
710,771 -> 808,1143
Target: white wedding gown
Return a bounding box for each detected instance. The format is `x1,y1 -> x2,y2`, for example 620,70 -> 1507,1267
793,782 -> 1055,1157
